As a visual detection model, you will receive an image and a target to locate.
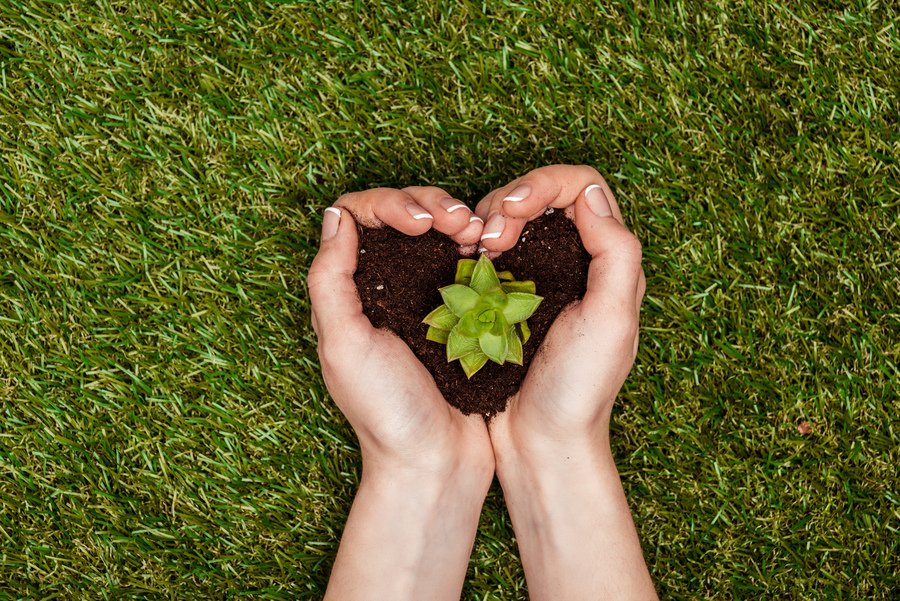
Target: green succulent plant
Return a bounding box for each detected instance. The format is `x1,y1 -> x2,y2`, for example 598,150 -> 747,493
423,254 -> 543,378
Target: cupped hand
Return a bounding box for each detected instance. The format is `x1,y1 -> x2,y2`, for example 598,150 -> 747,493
478,166 -> 656,600
308,186 -> 492,477
313,187 -> 499,599
475,165 -> 647,451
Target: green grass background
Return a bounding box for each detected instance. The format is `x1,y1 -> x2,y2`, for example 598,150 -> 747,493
1,0 -> 898,598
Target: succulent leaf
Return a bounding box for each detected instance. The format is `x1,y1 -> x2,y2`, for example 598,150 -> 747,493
455,259 -> 477,285
518,320 -> 531,343
479,330 -> 508,363
424,256 -> 541,378
481,291 -> 507,310
501,280 -> 537,294
440,284 -> 480,317
458,311 -> 483,338
506,329 -> 524,365
476,308 -> 496,325
422,304 -> 460,330
460,350 -> 489,379
426,325 -> 449,344
489,311 -> 509,337
502,292 -> 543,324
447,324 -> 480,361
469,255 -> 501,294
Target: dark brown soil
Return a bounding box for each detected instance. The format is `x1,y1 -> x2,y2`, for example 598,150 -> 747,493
354,209 -> 590,418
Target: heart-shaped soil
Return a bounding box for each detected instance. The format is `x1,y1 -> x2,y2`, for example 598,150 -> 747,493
354,209 -> 590,418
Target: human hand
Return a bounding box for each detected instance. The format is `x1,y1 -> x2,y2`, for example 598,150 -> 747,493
308,186 -> 493,600
475,165 -> 655,600
309,186 -> 489,473
477,165 -> 646,447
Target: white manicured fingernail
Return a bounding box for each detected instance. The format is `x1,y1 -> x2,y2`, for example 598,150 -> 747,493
406,204 -> 433,220
584,184 -> 612,217
322,207 -> 341,241
480,213 -> 505,240
477,246 -> 487,253
439,197 -> 469,213
503,184 -> 531,202
469,215 -> 483,223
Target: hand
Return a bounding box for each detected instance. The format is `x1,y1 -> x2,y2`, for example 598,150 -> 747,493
477,165 -> 646,444
310,186 -> 487,472
475,165 -> 656,600
308,186 -> 493,600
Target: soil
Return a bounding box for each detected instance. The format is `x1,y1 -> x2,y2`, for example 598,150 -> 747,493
354,209 -> 590,418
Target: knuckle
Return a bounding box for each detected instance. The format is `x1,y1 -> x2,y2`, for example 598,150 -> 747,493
307,263 -> 324,291
334,192 -> 368,221
574,164 -> 604,181
336,189 -> 394,227
530,164 -> 570,177
403,185 -> 444,196
523,168 -> 555,192
507,171 -> 558,208
334,191 -> 357,208
616,232 -> 643,265
307,256 -> 330,289
335,187 -> 395,205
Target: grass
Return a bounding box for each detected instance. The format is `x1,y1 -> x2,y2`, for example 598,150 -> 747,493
0,0 -> 898,598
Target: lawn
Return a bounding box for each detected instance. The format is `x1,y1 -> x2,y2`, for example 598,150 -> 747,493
0,0 -> 898,598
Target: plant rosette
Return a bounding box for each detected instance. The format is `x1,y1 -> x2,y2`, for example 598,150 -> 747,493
422,255 -> 542,378
354,209 -> 590,417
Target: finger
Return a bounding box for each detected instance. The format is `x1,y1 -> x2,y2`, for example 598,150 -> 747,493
308,207 -> 370,339
573,185 -> 643,320
474,165 -> 623,253
500,165 -> 625,223
475,165 -> 622,221
456,214 -> 484,251
402,186 -> 483,245
334,188 -> 434,236
478,211 -> 529,253
473,185 -> 518,252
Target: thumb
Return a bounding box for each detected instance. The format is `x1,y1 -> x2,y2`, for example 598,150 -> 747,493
573,185 -> 643,321
308,207 -> 368,339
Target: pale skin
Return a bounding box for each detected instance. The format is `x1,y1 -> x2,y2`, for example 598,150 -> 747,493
308,165 -> 657,600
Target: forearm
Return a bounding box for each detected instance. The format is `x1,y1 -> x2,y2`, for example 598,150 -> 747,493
325,457 -> 492,600
494,430 -> 657,600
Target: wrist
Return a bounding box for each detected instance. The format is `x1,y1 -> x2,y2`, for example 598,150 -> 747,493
490,410 -> 610,485
358,413 -> 495,501
361,444 -> 494,507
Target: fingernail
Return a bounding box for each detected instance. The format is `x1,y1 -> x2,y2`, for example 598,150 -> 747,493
406,204 -> 433,220
481,213 -> 505,240
469,215 -> 483,223
322,207 -> 341,241
439,197 -> 469,213
477,245 -> 487,253
503,184 -> 531,203
584,184 -> 612,217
